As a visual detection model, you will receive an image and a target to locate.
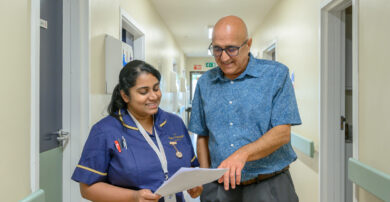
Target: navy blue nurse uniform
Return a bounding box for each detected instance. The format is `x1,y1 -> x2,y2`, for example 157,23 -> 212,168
72,108 -> 199,202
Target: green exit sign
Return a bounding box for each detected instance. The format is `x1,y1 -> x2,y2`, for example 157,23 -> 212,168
205,62 -> 216,68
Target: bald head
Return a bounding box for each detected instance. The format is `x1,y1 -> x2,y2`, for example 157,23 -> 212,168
210,16 -> 252,80
212,16 -> 248,42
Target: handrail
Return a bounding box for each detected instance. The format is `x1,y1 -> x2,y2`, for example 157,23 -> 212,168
291,132 -> 315,158
19,189 -> 45,202
348,158 -> 390,201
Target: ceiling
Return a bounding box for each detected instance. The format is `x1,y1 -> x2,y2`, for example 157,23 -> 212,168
149,0 -> 279,57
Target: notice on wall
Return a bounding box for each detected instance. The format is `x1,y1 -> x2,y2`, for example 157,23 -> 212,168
205,62 -> 216,68
193,65 -> 202,70
290,70 -> 295,87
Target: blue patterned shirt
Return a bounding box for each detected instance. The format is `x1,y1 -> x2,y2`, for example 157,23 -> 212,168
189,53 -> 301,182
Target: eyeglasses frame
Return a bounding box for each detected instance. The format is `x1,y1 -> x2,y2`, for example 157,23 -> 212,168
208,39 -> 248,57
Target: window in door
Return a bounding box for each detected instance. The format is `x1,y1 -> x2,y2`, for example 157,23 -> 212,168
190,71 -> 205,103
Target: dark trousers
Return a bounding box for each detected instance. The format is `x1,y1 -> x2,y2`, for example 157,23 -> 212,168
200,170 -> 299,202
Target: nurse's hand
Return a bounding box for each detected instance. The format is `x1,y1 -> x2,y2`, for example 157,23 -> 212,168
135,189 -> 161,202
187,185 -> 203,198
217,148 -> 249,190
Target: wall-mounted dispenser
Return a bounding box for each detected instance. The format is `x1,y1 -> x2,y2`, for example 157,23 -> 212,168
105,34 -> 134,94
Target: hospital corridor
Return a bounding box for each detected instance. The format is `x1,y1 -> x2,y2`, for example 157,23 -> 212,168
1,0 -> 389,201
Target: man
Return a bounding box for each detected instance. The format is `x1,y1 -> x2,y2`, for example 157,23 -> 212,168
189,16 -> 301,202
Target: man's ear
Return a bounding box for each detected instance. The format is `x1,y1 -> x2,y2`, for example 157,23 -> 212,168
247,38 -> 253,49
120,90 -> 130,103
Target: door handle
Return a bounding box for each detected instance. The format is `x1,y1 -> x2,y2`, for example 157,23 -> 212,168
54,129 -> 70,144
340,116 -> 346,130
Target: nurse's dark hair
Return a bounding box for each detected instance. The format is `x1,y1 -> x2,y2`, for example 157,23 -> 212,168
107,60 -> 161,118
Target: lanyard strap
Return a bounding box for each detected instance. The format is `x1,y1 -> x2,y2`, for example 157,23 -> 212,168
128,111 -> 169,180
127,111 -> 176,202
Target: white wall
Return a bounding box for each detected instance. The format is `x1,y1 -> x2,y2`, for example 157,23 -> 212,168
90,0 -> 186,124
251,0 -> 321,201
357,0 -> 390,201
185,57 -> 215,78
0,0 -> 31,201
251,0 -> 390,201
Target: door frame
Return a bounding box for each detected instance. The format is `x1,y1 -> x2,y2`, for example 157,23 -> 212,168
30,0 -> 90,201
261,40 -> 277,61
320,0 -> 359,202
30,0 -> 40,192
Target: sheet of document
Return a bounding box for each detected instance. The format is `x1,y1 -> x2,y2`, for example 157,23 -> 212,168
155,167 -> 227,197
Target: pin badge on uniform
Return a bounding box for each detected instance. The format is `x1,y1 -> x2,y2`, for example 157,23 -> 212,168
169,141 -> 183,158
122,136 -> 128,150
114,140 -> 122,153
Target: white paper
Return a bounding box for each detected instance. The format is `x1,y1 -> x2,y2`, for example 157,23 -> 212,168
155,167 -> 227,197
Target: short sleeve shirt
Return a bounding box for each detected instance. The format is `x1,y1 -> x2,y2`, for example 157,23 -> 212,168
189,53 -> 301,182
72,108 -> 199,202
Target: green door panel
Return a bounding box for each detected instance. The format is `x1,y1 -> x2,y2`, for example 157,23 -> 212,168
40,147 -> 62,202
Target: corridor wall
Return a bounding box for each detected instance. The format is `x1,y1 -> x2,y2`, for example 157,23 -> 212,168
252,0 -> 390,201
90,0 -> 186,127
185,57 -> 215,78
0,0 -> 31,201
251,0 -> 321,201
357,0 -> 390,201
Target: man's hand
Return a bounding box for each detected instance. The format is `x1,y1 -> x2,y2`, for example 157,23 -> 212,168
187,185 -> 203,198
217,149 -> 249,190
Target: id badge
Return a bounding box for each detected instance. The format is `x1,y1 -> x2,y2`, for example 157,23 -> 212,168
164,194 -> 176,202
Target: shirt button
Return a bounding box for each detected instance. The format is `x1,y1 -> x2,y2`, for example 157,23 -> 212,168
231,144 -> 234,147
229,122 -> 233,126
229,101 -> 232,104
230,81 -> 234,84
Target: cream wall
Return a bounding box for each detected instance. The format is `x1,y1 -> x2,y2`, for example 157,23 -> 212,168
185,57 -> 216,104
185,57 -> 215,78
357,0 -> 390,201
251,0 -> 321,201
90,0 -> 186,124
0,0 -> 31,201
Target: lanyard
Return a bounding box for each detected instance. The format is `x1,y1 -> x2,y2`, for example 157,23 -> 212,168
128,110 -> 169,179
128,111 -> 176,202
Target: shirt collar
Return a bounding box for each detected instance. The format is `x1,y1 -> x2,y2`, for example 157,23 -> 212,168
211,53 -> 261,82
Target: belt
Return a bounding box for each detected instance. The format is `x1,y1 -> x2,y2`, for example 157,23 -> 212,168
241,166 -> 289,186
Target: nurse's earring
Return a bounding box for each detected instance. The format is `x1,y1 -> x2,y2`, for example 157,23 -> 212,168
169,141 -> 183,159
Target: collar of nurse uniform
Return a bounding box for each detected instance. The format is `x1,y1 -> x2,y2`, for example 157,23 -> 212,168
118,108 -> 167,131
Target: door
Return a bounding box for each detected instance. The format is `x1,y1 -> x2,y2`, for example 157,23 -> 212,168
339,6 -> 354,202
39,0 -> 67,201
337,5 -> 354,202
320,1 -> 356,201
343,6 -> 353,202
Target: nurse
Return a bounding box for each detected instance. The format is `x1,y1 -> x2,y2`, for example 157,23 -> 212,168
72,60 -> 202,202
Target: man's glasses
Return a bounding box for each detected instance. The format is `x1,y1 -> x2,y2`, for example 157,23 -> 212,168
208,40 -> 248,57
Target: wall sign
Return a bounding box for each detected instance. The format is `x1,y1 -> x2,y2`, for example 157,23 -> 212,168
193,65 -> 202,70
205,62 -> 216,68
